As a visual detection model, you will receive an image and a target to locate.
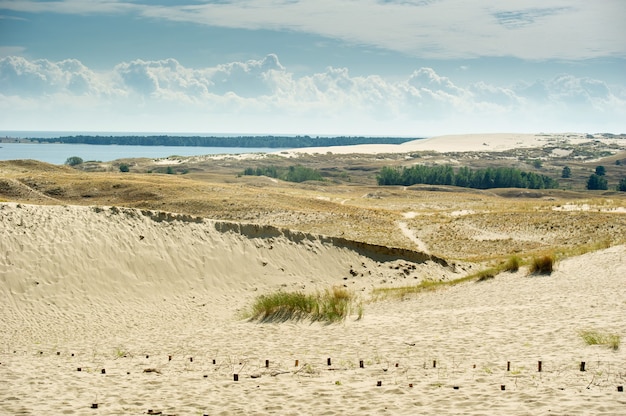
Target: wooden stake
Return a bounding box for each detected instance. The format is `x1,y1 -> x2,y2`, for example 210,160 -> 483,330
91,403 -> 98,409
295,359 -> 299,367
265,360 -> 269,368
538,361 -> 542,372
580,362 -> 586,372
234,374 -> 239,381
618,386 -> 623,392
101,369 -> 106,374
377,381 -> 382,387
507,361 -> 510,371
501,385 -> 506,391
327,358 -> 331,366
190,357 -> 193,363
359,360 -> 364,368
433,360 -> 437,368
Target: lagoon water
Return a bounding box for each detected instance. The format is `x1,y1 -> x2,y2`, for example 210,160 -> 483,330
0,142 -> 281,165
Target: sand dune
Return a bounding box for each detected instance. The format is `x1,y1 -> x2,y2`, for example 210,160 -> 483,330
1,201 -> 625,415
277,132 -> 625,155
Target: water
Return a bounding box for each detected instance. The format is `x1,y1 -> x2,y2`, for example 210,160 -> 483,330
0,143 -> 283,165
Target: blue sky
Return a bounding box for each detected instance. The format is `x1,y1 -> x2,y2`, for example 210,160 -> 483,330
0,0 -> 625,136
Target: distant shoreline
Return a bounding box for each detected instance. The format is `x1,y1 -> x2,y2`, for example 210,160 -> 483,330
0,134 -> 419,148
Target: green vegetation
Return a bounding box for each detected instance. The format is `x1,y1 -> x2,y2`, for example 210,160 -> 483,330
529,253 -> 555,275
247,287 -> 361,323
618,178 -> 626,192
579,330 -> 621,350
595,165 -> 606,176
587,173 -> 608,190
119,163 -> 130,172
561,166 -> 571,178
243,165 -> 324,183
502,255 -> 522,272
64,156 -> 84,166
376,165 -> 559,189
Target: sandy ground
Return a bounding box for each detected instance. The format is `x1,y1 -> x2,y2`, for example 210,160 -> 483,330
1,202 -> 625,415
276,132 -> 626,156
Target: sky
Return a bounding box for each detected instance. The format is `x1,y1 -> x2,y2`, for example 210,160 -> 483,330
0,0 -> 625,136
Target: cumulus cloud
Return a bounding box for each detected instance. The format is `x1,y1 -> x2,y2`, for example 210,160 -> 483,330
0,55 -> 624,134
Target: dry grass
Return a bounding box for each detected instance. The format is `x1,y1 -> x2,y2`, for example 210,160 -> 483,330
247,287 -> 362,323
579,330 -> 621,350
1,153 -> 625,265
529,253 -> 556,275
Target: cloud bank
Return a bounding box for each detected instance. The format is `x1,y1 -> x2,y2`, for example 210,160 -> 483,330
1,55 -> 624,135
2,0 -> 624,60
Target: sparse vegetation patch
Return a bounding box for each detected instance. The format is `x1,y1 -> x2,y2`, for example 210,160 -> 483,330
579,330 -> 621,350
247,286 -> 361,323
243,164 -> 324,183
529,253 -> 555,275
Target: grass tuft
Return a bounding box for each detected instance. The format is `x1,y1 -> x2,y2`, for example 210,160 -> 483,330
502,255 -> 522,272
529,253 -> 555,275
579,330 -> 621,350
247,287 -> 361,323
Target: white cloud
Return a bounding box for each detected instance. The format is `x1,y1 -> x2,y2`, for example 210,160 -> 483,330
0,55 -> 624,135
1,0 -> 624,60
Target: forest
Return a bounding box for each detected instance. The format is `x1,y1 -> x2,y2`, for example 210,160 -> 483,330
376,165 -> 559,189
29,135 -> 414,148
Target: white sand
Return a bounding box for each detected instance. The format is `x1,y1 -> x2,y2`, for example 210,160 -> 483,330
277,132 -> 625,156
1,202 -> 625,415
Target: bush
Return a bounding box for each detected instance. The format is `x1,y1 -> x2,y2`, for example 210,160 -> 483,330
529,253 -> 555,275
65,156 -> 83,166
587,174 -> 608,190
561,166 -> 571,179
119,163 -> 130,172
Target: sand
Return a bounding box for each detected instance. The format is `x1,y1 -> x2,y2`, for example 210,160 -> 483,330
277,132 -> 625,156
1,200 -> 625,415
2,132 -> 626,415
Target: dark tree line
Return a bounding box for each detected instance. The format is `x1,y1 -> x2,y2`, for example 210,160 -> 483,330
243,165 -> 324,183
376,165 -> 559,189
30,135 -> 414,148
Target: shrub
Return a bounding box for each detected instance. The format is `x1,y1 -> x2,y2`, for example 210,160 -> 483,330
119,163 -> 130,172
561,166 -> 571,179
587,174 -> 608,190
65,156 -> 84,166
529,253 -> 555,275
579,330 -> 620,350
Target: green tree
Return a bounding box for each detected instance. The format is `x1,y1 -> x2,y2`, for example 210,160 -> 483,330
65,156 -> 83,166
561,166 -> 571,178
618,178 -> 626,192
595,166 -> 606,176
119,163 -> 130,172
587,174 -> 608,190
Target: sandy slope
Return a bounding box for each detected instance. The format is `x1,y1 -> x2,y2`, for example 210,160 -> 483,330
277,132 -> 626,156
1,202 -> 625,415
